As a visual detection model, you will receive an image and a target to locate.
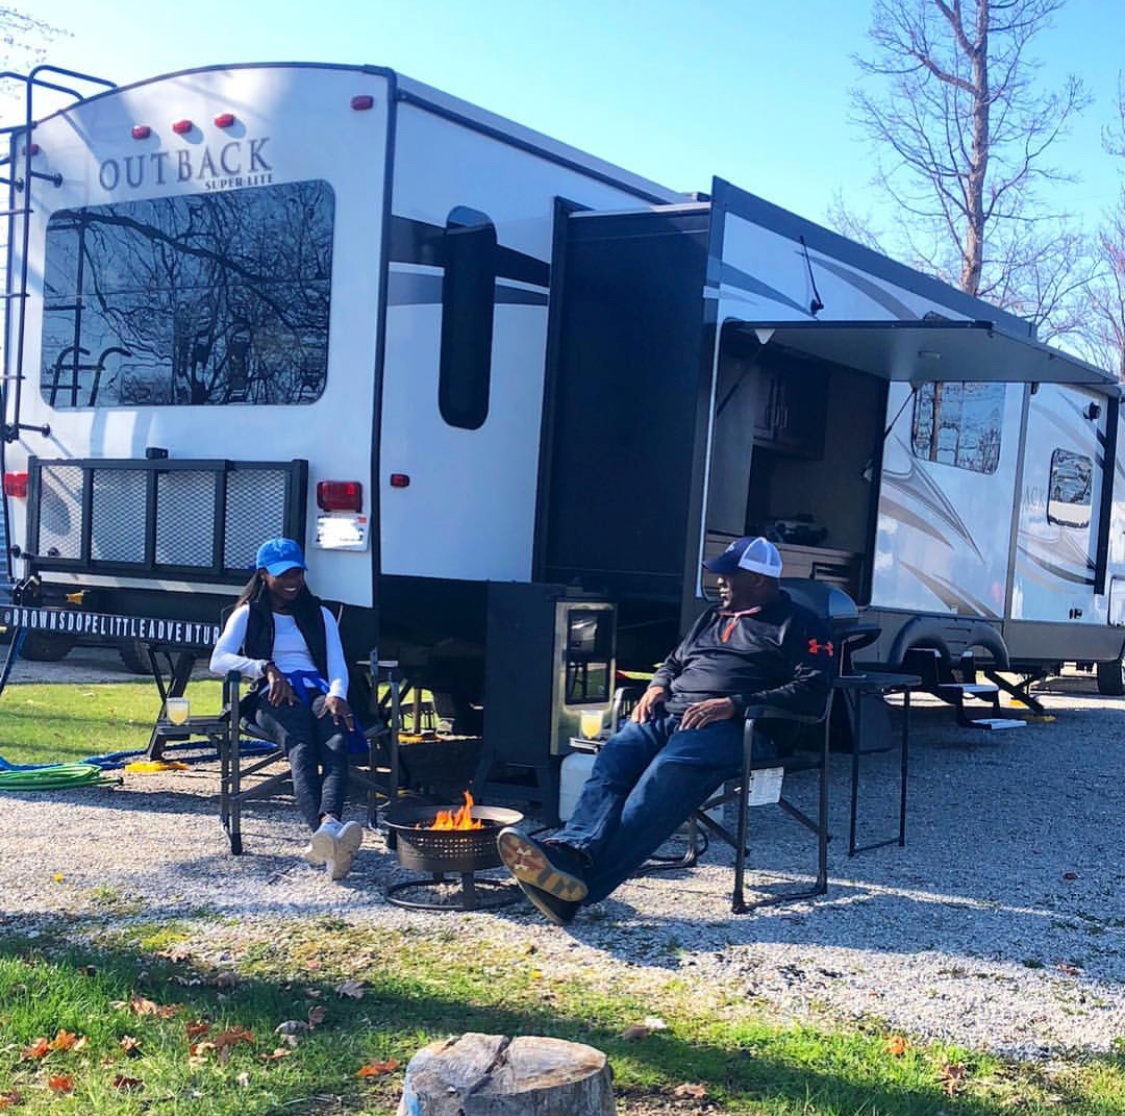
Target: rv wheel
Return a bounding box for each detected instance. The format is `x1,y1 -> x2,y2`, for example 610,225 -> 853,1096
20,632 -> 75,662
118,638 -> 151,675
1095,659 -> 1125,697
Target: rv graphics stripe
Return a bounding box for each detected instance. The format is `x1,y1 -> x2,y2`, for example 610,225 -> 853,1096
880,440 -> 986,563
898,560 -> 1000,618
1015,540 -> 1096,587
807,255 -> 919,321
386,267 -> 548,307
388,215 -> 550,288
718,261 -> 809,317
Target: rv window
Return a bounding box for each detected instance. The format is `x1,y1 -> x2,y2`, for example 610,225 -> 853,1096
910,381 -> 1004,474
41,180 -> 335,407
439,207 -> 495,430
1047,448 -> 1093,529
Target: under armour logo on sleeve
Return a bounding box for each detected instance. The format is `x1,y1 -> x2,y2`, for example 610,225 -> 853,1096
807,638 -> 834,656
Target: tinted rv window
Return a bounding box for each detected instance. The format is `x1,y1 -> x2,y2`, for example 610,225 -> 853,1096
1047,448 -> 1093,528
438,207 -> 495,430
41,180 -> 334,407
910,382 -> 1004,474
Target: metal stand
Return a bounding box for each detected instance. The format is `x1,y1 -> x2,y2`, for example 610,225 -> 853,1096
386,874 -> 520,911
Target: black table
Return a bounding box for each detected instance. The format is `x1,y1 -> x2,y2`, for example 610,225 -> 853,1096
833,671 -> 921,856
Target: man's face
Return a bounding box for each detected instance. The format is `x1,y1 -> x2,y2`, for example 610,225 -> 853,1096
716,568 -> 766,610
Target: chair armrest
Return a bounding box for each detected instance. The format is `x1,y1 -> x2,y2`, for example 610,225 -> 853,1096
742,704 -> 829,726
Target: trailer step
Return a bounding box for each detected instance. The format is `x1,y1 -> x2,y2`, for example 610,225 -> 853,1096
966,718 -> 1027,731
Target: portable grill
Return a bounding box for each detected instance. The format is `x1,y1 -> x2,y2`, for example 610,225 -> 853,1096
383,803 -> 524,911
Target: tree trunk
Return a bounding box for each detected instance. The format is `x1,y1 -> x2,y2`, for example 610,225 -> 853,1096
397,1032 -> 615,1115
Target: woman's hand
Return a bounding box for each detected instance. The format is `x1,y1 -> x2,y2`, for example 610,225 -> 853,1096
264,664 -> 296,706
321,695 -> 356,732
630,685 -> 669,723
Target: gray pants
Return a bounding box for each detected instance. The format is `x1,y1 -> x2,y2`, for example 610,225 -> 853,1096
253,693 -> 349,830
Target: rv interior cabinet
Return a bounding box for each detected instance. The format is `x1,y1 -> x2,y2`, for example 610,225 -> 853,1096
752,355 -> 828,457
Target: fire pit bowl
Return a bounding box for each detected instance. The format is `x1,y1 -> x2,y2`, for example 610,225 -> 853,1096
382,803 -> 525,911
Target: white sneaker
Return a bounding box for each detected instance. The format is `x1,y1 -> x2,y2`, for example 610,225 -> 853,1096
326,821 -> 363,880
309,818 -> 342,867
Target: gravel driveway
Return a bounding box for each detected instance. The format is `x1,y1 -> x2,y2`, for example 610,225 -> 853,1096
1,666 -> 1123,1063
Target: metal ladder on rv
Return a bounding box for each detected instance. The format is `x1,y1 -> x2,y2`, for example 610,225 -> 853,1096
0,66 -> 116,698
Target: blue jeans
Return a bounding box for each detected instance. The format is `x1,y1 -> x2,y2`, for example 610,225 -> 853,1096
253,693 -> 349,831
555,713 -> 745,904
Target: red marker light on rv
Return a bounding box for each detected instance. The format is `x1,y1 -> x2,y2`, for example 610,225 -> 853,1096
171,119 -> 193,135
213,112 -> 235,128
24,143 -> 40,156
317,480 -> 363,512
131,125 -> 151,140
389,474 -> 410,489
350,95 -> 374,111
3,472 -> 28,498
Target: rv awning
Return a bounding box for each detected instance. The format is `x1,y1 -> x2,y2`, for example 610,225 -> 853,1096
726,320 -> 1117,391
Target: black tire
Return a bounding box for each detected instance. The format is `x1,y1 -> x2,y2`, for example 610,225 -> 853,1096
20,632 -> 75,662
1096,659 -> 1125,696
117,638 -> 151,675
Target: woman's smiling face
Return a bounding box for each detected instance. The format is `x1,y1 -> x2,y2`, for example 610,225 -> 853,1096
262,566 -> 305,611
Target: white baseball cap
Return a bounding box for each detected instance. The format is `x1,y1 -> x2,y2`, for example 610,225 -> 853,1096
702,536 -> 783,578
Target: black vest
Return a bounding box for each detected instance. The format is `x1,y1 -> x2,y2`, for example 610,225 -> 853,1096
241,584 -> 329,680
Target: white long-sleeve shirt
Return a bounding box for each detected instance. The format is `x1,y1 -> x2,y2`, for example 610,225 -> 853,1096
209,603 -> 349,698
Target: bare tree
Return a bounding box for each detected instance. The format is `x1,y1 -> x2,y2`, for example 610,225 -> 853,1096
842,0 -> 1089,337
1078,79 -> 1125,379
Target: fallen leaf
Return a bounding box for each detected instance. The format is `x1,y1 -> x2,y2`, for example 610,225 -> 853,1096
213,1027 -> 254,1050
112,1075 -> 144,1091
214,971 -> 239,990
335,979 -> 365,1000
129,996 -> 177,1019
620,1024 -> 650,1041
885,1036 -> 908,1057
186,1021 -> 210,1040
642,1016 -> 668,1031
1062,871 -> 1079,881
357,1059 -> 400,1078
47,1076 -> 73,1094
119,1035 -> 142,1057
52,873 -> 64,883
1056,962 -> 1082,976
20,1038 -> 50,1061
158,945 -> 192,963
0,1090 -> 22,1108
307,1005 -> 326,1027
49,1030 -> 79,1051
940,1061 -> 967,1096
189,1041 -> 217,1059
529,969 -> 543,980
236,1072 -> 251,1087
673,1082 -> 708,1099
259,1048 -> 292,1062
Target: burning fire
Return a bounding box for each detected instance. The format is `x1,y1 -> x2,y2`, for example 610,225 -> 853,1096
425,790 -> 483,830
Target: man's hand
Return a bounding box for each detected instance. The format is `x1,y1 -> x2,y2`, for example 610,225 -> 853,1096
630,685 -> 669,723
264,665 -> 296,706
320,695 -> 355,732
680,696 -> 736,730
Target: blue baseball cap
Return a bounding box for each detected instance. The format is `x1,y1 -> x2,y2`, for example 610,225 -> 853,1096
255,537 -> 307,576
703,536 -> 783,578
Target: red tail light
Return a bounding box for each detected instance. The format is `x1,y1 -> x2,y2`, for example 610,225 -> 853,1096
131,125 -> 151,139
351,95 -> 374,111
316,480 -> 362,512
3,472 -> 28,498
172,119 -> 193,135
213,112 -> 236,128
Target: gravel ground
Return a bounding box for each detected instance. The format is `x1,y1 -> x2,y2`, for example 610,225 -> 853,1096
2,661 -> 1124,1065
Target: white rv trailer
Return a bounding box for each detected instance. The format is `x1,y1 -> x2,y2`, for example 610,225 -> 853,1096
2,62 -> 1123,734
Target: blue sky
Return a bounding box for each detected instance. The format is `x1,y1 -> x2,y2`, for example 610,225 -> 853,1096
21,0 -> 1125,234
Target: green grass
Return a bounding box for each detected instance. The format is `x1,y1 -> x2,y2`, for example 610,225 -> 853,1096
2,682 -> 1124,1113
0,924 -> 1122,1115
0,680 -> 224,766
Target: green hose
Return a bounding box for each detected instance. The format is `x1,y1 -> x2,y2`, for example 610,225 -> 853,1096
0,763 -> 115,791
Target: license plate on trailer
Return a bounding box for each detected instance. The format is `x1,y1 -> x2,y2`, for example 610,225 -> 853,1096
315,513 -> 370,551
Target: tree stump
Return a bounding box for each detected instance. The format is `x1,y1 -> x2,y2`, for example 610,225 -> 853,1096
397,1032 -> 615,1115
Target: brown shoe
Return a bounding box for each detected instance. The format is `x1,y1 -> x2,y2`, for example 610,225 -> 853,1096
496,827 -> 588,902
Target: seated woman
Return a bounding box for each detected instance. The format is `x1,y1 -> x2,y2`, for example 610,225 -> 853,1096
210,537 -> 363,880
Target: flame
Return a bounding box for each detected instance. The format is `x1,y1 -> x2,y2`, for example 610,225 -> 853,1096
426,790 -> 483,830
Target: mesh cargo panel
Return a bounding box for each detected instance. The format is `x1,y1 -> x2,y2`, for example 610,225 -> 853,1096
38,465 -> 84,559
155,471 -> 217,567
91,469 -> 147,562
225,469 -> 288,572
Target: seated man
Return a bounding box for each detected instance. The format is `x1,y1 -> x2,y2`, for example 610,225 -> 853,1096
497,536 -> 834,925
